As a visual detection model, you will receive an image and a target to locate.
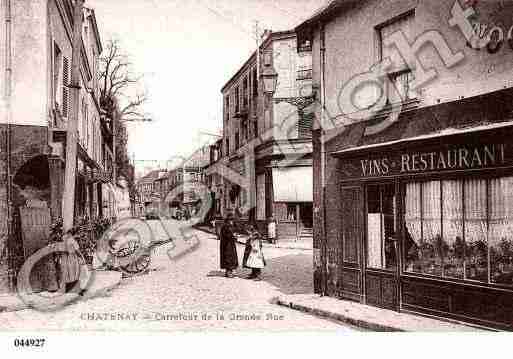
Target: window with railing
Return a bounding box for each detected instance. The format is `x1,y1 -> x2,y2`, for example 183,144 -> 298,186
253,120 -> 258,138
377,11 -> 416,106
298,111 -> 313,139
235,87 -> 240,113
297,69 -> 312,81
242,76 -> 248,110
241,119 -> 248,143
225,96 -> 230,123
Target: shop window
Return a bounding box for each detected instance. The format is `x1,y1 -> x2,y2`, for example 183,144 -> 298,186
286,204 -> 297,222
366,184 -> 397,270
404,177 -> 513,286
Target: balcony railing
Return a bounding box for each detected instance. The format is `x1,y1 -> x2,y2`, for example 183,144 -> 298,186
297,69 -> 313,81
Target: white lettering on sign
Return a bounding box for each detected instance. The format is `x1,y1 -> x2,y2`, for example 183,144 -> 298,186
359,144 -> 506,177
400,144 -> 505,173
361,158 -> 390,177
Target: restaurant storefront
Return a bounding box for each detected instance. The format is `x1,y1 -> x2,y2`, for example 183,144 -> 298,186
320,88 -> 513,330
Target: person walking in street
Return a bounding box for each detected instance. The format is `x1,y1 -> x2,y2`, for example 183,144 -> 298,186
243,223 -> 266,281
219,213 -> 238,278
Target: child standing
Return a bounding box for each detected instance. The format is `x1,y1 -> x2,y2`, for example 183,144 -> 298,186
243,223 -> 266,280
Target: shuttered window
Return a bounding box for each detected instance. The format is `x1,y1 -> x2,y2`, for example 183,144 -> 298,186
298,111 -> 313,139
81,99 -> 88,148
62,57 -> 70,118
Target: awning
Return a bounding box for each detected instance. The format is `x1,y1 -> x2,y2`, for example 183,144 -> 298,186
331,120 -> 513,158
272,167 -> 312,203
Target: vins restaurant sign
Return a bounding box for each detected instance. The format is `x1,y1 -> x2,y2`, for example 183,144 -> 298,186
345,143 -> 511,179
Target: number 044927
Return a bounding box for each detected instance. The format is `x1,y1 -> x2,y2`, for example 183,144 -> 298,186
13,338 -> 46,348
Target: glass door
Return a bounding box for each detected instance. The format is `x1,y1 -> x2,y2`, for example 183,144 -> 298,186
364,182 -> 400,310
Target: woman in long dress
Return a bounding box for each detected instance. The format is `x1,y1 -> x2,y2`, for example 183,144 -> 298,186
219,214 -> 238,278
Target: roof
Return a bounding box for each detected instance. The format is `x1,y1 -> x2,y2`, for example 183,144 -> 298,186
295,0 -> 356,32
184,146 -> 211,169
221,30 -> 296,93
84,7 -> 103,54
136,170 -> 162,185
329,86 -> 513,158
331,121 -> 513,157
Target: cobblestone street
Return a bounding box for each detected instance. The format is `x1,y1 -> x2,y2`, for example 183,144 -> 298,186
0,221 -> 356,332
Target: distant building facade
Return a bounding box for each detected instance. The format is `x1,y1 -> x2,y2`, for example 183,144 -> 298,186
212,30 -> 314,239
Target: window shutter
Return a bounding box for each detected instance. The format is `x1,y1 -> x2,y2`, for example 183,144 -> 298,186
62,57 -> 70,118
298,111 -> 313,138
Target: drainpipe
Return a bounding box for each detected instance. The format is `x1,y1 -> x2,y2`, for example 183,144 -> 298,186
62,0 -> 84,231
4,0 -> 13,289
319,22 -> 327,296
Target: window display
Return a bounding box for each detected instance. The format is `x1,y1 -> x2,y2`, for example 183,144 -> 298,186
489,177 -> 513,285
404,176 -> 513,286
286,204 -> 297,221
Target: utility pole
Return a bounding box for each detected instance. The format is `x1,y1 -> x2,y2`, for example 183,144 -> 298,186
62,0 -> 85,231
246,21 -> 262,223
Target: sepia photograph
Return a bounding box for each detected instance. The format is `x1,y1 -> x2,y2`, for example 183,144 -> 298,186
0,0 -> 513,354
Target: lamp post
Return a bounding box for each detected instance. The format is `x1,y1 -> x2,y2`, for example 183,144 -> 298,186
261,65 -> 278,98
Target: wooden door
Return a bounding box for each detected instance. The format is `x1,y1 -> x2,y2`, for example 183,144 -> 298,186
19,206 -> 58,293
339,187 -> 364,302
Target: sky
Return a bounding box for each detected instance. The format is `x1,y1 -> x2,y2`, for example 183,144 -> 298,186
87,0 -> 327,177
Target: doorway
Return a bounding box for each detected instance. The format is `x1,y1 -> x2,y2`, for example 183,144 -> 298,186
364,182 -> 400,310
299,203 -> 313,228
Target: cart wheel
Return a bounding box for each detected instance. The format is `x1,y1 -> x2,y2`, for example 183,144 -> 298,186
121,253 -> 151,274
113,239 -> 141,258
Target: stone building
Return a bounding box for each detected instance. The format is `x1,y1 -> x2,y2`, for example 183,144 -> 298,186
212,30 -> 314,240
135,169 -> 163,214
297,0 -> 513,329
0,1 -> 110,293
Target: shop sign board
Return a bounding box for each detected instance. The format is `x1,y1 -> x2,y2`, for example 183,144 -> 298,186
338,136 -> 513,180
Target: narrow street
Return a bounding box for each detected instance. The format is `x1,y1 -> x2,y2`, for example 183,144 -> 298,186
0,221 -> 356,332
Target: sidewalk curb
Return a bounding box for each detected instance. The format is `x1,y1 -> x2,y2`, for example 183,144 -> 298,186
273,297 -> 401,332
193,225 -> 313,251
0,271 -> 122,314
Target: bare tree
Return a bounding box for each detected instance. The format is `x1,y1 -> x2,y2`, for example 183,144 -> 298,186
99,38 -> 148,121
99,38 -> 148,187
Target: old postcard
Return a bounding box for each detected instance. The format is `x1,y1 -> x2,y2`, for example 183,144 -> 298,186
0,1 -> 512,351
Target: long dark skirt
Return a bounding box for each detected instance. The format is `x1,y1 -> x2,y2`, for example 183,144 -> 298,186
220,225 -> 238,270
